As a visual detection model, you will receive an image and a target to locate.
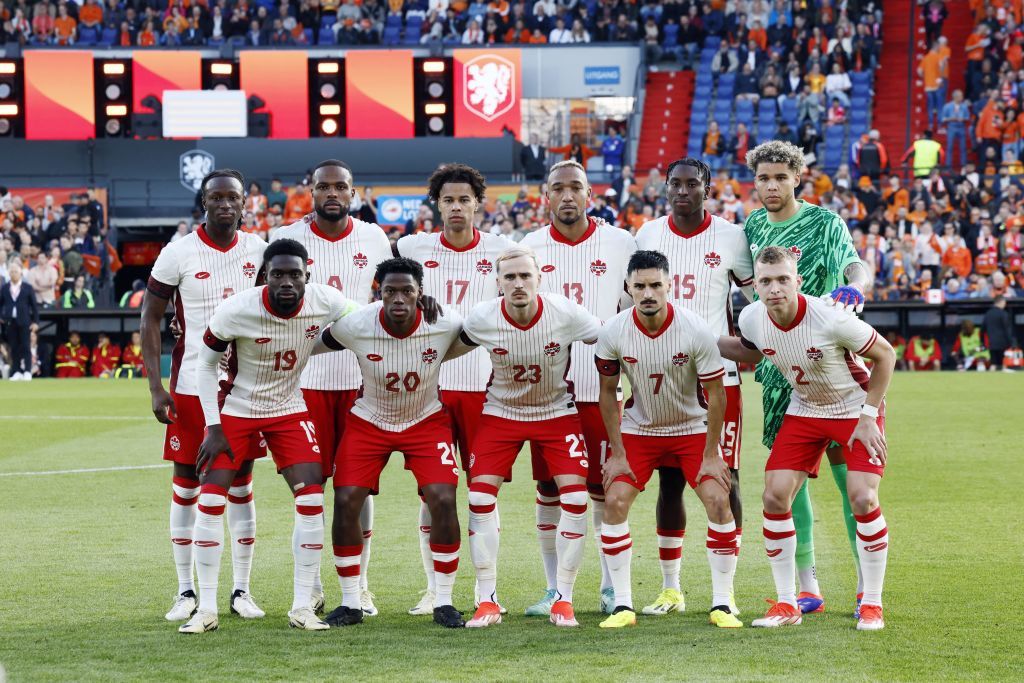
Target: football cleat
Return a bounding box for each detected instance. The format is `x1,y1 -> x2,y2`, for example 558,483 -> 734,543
751,600 -> 802,628
600,587 -> 615,615
549,600 -> 579,627
475,586 -> 507,614
854,592 -> 864,619
408,589 -> 436,616
178,609 -> 218,634
230,590 -> 265,619
524,589 -> 558,616
599,606 -> 637,629
857,604 -> 885,631
360,590 -> 378,616
310,590 -> 325,615
729,592 -> 741,616
641,588 -> 686,615
324,605 -> 364,627
709,606 -> 743,628
797,592 -> 825,614
288,607 -> 330,631
433,605 -> 466,628
466,601 -> 502,628
165,590 -> 198,621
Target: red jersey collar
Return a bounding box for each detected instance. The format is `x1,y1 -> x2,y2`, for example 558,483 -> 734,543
440,227 -> 481,252
501,296 -> 544,331
262,286 -> 303,319
769,294 -> 807,332
667,210 -> 712,239
196,224 -> 239,252
310,217 -> 354,242
379,307 -> 422,339
632,302 -> 675,339
549,217 -> 597,246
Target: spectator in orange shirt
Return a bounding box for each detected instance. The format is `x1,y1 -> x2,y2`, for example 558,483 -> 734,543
965,25 -> 991,85
137,20 -> 157,46
942,237 -> 973,279
79,0 -> 104,28
549,134 -> 597,166
32,3 -> 55,40
54,4 -> 77,45
90,333 -> 121,378
976,96 -> 1005,163
528,27 -> 547,43
919,41 -> 946,130
748,19 -> 767,50
883,176 -> 910,222
504,18 -> 530,43
284,181 -> 314,222
1003,109 -> 1021,162
1008,35 -> 1024,71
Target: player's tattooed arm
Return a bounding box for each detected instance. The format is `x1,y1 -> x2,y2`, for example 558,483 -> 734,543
717,335 -> 763,364
443,330 -> 478,361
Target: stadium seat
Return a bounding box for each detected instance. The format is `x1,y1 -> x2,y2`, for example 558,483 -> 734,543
704,36 -> 722,49
403,28 -> 421,44
735,100 -> 755,125
317,28 -> 336,45
758,98 -> 777,119
303,28 -> 314,44
850,71 -> 872,88
100,28 -> 117,45
321,15 -> 336,28
386,14 -> 402,27
382,26 -> 401,45
695,84 -> 712,99
718,72 -> 736,87
758,123 -> 777,141
77,26 -> 97,45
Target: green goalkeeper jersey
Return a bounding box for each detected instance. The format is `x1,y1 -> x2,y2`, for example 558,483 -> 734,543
744,200 -> 861,387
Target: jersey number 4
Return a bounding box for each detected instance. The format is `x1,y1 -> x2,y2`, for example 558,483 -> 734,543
327,275 -> 343,292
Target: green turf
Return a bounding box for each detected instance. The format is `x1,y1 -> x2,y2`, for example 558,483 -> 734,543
0,375 -> 1021,682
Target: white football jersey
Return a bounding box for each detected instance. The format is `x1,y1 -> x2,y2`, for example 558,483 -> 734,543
737,295 -> 879,419
271,216 -> 392,391
636,212 -> 754,387
397,228 -> 515,391
148,226 -> 267,395
595,304 -> 725,436
326,302 -> 463,432
520,219 -> 636,402
462,292 -> 603,421
205,284 -> 357,418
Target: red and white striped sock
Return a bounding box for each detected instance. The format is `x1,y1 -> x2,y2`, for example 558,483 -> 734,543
763,511 -> 797,608
333,544 -> 362,610
468,482 -> 500,603
292,485 -> 324,611
535,489 -> 560,591
170,476 -> 199,594
855,506 -> 888,607
601,521 -> 633,610
418,499 -> 436,592
358,496 -> 373,592
194,484 -> 227,614
591,494 -> 612,591
555,484 -> 588,604
706,520 -> 739,608
656,528 -> 685,591
227,472 -> 255,594
431,541 -> 460,607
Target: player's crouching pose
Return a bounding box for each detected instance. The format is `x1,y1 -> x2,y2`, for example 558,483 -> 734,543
318,257 -> 472,629
595,250 -> 742,629
181,239 -> 357,634
719,246 -> 895,631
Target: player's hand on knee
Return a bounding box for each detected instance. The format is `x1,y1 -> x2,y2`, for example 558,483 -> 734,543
151,387 -> 176,425
698,453 -> 731,493
602,453 -> 634,491
848,418 -> 886,465
197,425 -> 234,476
825,285 -> 865,315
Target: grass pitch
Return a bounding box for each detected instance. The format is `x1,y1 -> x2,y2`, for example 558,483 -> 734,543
0,374 -> 1021,682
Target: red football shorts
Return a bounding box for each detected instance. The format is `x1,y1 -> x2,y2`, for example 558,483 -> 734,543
531,402 -> 614,486
620,432 -> 716,491
440,390 -> 487,474
471,414 -> 589,481
302,388 -> 359,479
163,391 -> 265,465
767,414 -> 887,478
334,412 -> 459,493
210,411 -> 320,473
656,384 -> 742,470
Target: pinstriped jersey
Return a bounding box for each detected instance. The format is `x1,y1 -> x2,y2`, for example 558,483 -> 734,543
206,284 -> 357,419
271,215 -> 392,391
595,304 -> 725,436
148,226 -> 267,395
520,219 -> 636,402
636,211 -> 754,387
326,302 -> 463,432
737,295 -> 879,419
462,293 -> 603,421
396,228 -> 515,392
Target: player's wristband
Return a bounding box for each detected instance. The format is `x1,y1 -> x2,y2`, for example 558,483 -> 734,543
859,404 -> 879,419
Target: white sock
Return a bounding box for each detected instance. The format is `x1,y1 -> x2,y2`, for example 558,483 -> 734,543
292,486 -> 324,611
431,541 -> 460,607
798,565 -> 821,596
468,483 -> 500,604
763,511 -> 797,608
358,496 -> 373,592
333,543 -> 361,610
601,521 -> 633,609
313,512 -> 324,596
194,486 -> 227,614
535,490 -> 560,591
418,500 -> 436,592
555,485 -> 588,604
591,495 -> 612,591
170,476 -> 200,594
656,527 -> 684,591
706,520 -> 739,608
855,506 -> 889,607
227,473 -> 256,594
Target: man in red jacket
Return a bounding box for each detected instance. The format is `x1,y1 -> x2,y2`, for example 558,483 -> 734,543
55,332 -> 90,378
91,333 -> 121,378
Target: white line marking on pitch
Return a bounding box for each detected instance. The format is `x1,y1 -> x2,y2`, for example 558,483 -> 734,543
0,415 -> 152,421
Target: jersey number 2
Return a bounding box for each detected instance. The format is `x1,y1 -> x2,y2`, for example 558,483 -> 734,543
791,366 -> 810,385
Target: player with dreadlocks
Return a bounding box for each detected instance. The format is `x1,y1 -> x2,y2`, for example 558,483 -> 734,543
631,157 -> 754,620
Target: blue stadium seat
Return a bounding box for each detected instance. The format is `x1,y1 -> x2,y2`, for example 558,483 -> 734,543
758,123 -> 776,141
321,15 -> 336,28
718,72 -> 736,87
758,98 -> 777,118
850,109 -> 869,126
100,28 -> 117,45
695,72 -> 713,89
403,27 -> 421,44
850,71 -> 872,88
318,28 -> 336,45
77,26 -> 97,45
303,28 -> 314,44
386,14 -> 402,26
704,36 -> 722,49
695,84 -> 712,99
383,27 -> 401,45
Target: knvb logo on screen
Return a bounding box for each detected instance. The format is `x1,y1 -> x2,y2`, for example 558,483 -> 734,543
464,54 -> 516,122
584,66 -> 621,86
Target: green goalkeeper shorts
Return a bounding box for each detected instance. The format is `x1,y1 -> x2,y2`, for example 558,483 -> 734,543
760,381 -> 792,449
